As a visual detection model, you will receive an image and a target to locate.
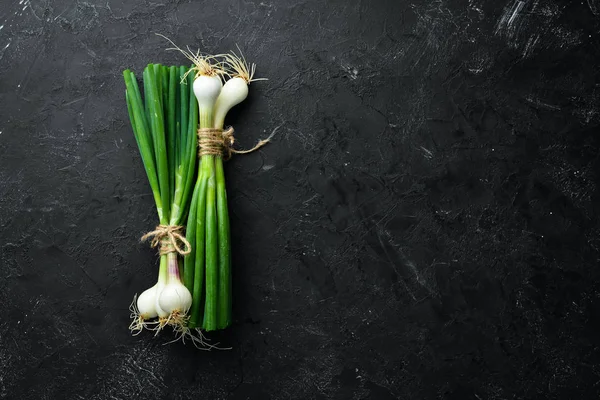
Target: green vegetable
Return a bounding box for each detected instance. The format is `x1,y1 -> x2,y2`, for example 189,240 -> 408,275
124,35 -> 268,345
123,64 -> 197,336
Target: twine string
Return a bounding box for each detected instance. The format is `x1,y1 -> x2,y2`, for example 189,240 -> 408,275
141,225 -> 191,256
197,127 -> 270,160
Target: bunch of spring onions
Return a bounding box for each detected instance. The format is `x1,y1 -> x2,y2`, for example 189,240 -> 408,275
123,37 -> 266,346
124,64 -> 198,336
173,40 -> 266,333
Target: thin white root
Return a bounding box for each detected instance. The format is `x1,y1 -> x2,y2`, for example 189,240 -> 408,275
166,325 -> 232,351
128,295 -> 159,335
154,310 -> 232,350
223,46 -> 267,84
151,317 -> 170,336
130,301 -> 231,349
166,310 -> 189,330
154,33 -> 226,79
129,316 -> 144,335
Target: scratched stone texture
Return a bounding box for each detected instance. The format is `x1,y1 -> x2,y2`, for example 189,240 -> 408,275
0,0 -> 599,399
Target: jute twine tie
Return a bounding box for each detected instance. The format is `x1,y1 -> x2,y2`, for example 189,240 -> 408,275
197,127 -> 270,159
141,224 -> 191,256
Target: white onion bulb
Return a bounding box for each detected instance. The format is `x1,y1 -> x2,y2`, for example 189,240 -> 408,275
158,281 -> 193,314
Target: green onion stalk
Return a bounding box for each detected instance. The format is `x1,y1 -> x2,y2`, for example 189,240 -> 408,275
123,64 -> 199,336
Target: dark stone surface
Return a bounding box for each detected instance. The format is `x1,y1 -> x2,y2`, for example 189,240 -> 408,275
1,0 -> 599,398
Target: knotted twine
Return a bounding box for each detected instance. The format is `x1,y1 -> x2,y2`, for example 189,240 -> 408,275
141,224 -> 191,256
197,126 -> 270,159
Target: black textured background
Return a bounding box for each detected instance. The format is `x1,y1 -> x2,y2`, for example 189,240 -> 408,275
1,0 -> 600,399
